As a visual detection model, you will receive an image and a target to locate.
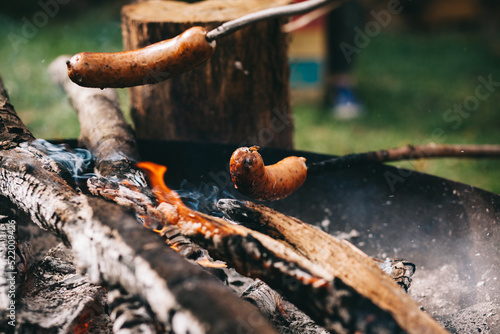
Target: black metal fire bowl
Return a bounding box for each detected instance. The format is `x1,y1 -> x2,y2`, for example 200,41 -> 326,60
135,140 -> 500,333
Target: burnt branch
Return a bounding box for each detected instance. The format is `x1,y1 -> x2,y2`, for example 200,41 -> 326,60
308,143 -> 500,175
0,77 -> 34,149
18,243 -> 111,333
107,288 -> 159,334
49,56 -> 142,182
50,56 -> 155,215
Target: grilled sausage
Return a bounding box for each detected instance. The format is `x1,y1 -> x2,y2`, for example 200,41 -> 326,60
67,26 -> 216,88
229,146 -> 307,201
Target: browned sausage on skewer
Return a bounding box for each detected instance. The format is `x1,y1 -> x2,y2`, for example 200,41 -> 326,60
66,26 -> 216,88
230,146 -> 307,201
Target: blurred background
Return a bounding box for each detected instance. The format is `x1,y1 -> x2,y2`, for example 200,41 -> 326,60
1,0 -> 500,192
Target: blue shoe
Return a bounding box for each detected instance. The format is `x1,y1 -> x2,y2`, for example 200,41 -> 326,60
330,86 -> 363,119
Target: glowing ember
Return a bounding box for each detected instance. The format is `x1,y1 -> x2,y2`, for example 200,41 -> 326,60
73,309 -> 92,334
196,258 -> 227,268
170,242 -> 181,252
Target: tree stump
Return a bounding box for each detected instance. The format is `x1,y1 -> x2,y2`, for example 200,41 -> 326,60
121,0 -> 294,149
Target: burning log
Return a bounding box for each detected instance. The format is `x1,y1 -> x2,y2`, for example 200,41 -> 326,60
219,199 -> 416,291
0,76 -> 278,334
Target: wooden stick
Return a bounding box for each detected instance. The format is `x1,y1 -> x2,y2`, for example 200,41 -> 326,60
217,199 -> 448,334
308,143 -> 500,175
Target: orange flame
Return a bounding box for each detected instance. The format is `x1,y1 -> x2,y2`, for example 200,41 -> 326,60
137,161 -> 229,269
136,161 -> 223,235
136,162 -> 184,206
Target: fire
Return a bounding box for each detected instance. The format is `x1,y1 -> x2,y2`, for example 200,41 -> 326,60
137,161 -> 224,235
137,161 -> 227,268
136,162 -> 184,206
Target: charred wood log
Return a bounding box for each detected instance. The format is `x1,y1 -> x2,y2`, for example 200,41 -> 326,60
0,78 -> 34,149
107,287 -> 159,334
241,279 -> 329,334
0,77 -> 278,334
216,198 -> 447,333
0,195 -> 61,332
18,243 -> 112,333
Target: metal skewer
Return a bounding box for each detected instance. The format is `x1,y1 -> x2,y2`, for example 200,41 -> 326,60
206,0 -> 341,41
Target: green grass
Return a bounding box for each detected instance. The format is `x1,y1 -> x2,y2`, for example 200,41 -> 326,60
1,6 -> 499,193
294,30 -> 500,193
0,2 -> 128,139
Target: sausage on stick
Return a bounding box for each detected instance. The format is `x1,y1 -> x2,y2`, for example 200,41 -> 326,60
66,0 -> 339,88
67,27 -> 215,88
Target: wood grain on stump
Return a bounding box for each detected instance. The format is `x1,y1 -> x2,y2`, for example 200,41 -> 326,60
121,0 -> 294,149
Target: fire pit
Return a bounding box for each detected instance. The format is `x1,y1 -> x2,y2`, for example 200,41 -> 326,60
139,139 -> 500,333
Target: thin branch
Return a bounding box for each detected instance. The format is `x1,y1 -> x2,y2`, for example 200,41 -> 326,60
308,143 -> 500,175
